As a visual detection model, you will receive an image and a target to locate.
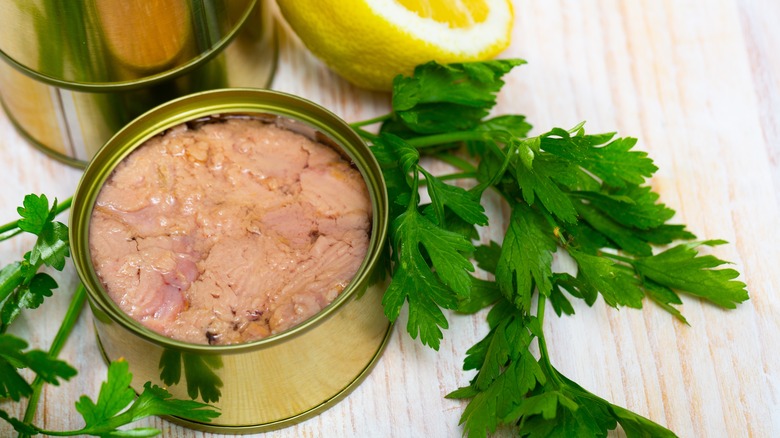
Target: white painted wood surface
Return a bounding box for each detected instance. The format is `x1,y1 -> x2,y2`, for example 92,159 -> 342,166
1,1 -> 778,436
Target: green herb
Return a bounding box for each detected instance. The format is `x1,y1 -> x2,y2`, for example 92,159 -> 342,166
0,59 -> 749,437
1,360 -> 220,437
352,59 -> 748,437
0,334 -> 77,402
0,194 -> 71,333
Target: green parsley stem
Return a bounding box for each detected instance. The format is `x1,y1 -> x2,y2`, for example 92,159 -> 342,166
0,229 -> 23,242
599,251 -> 635,265
433,152 -> 477,173
536,294 -> 549,359
535,294 -> 566,389
19,284 -> 87,438
350,113 -> 392,128
0,263 -> 24,305
353,126 -> 380,142
406,130 -> 493,149
0,197 -> 73,237
431,172 -> 478,183
417,172 -> 478,187
28,410 -> 146,436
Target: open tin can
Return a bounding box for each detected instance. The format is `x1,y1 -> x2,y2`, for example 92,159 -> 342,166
0,0 -> 277,167
69,88 -> 391,432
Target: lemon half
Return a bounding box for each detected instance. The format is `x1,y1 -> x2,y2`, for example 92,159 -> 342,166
276,0 -> 514,91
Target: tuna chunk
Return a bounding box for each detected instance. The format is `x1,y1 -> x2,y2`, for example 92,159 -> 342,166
89,117 -> 371,345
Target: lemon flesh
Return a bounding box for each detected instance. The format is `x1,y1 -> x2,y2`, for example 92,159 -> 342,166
277,0 -> 514,91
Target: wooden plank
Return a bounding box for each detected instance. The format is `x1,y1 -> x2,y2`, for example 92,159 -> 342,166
0,0 -> 777,436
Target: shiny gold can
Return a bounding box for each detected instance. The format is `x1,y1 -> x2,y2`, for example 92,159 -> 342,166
0,0 -> 277,167
69,89 -> 391,432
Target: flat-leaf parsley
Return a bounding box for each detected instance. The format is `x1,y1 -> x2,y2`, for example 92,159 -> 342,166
352,59 -> 748,437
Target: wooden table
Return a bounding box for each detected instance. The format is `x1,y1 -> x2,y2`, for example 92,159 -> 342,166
1,1 -> 778,436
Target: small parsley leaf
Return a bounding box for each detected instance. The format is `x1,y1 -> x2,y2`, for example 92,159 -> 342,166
392,60 -> 525,134
496,204 -> 557,312
473,241 -> 501,274
569,249 -> 645,308
74,360 -> 219,436
457,276 -> 502,315
382,208 -> 475,349
541,131 -> 657,188
30,221 -> 70,270
16,194 -> 52,235
0,334 -> 76,401
447,301 -> 546,438
575,201 -> 653,257
644,281 -> 688,324
1,272 -> 58,330
512,155 -> 578,223
75,359 -> 136,426
633,240 -> 749,308
576,185 -> 675,230
421,168 -> 488,227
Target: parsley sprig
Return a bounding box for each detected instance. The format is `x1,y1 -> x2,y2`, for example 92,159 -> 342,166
0,194 -> 71,333
352,59 -> 748,437
1,360 -> 220,437
0,59 -> 748,437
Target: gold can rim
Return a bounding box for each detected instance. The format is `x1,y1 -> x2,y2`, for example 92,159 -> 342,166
70,87 -> 390,354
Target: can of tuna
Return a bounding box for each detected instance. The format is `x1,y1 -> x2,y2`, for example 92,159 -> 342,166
69,88 -> 391,432
0,0 -> 277,167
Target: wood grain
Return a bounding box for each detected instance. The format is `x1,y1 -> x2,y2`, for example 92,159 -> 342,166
1,1 -> 778,437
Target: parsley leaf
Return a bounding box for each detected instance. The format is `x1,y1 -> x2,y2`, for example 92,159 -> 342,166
0,334 -> 77,401
447,301 -> 546,438
452,296 -> 678,438
16,194 -> 53,235
574,201 -> 654,257
541,131 -> 657,188
643,281 -> 688,324
382,207 -> 474,349
512,154 -> 579,223
3,360 -> 220,437
473,241 -> 502,274
29,221 -> 70,271
569,249 -> 645,308
392,59 -> 525,134
75,359 -> 137,427
496,204 -> 557,312
575,185 -> 675,230
633,240 -> 749,308
421,167 -> 488,227
1,194 -> 70,333
457,276 -> 502,314
1,272 -> 57,330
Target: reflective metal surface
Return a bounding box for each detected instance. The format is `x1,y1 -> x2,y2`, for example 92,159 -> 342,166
70,89 -> 391,432
0,0 -> 277,166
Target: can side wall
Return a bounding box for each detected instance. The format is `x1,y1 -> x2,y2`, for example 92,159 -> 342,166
91,277 -> 391,430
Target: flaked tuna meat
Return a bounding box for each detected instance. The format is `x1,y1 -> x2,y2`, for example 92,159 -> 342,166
89,117 -> 371,345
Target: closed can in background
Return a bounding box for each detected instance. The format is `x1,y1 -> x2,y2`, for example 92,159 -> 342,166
0,0 -> 277,166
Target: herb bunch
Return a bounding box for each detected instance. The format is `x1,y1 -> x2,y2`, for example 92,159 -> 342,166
0,59 -> 748,437
351,59 -> 748,437
0,195 -> 219,436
